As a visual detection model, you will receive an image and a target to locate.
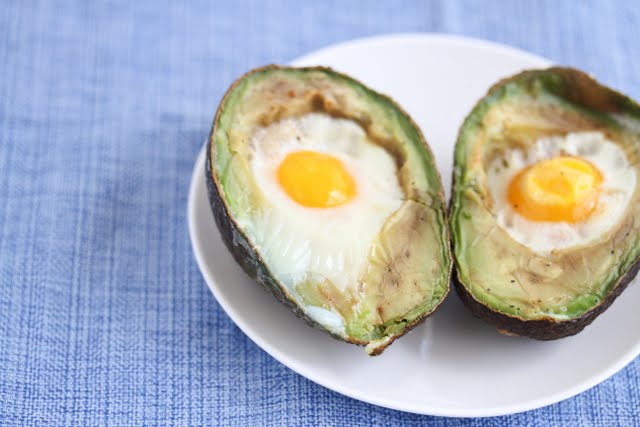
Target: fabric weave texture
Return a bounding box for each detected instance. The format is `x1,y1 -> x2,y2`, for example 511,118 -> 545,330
1,1 -> 639,425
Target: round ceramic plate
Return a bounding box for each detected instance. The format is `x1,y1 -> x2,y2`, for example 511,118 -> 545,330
188,34 -> 640,417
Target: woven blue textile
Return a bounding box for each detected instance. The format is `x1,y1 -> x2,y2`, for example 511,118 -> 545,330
1,1 -> 639,425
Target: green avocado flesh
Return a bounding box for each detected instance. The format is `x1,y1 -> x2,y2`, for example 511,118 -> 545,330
451,67 -> 640,325
208,66 -> 451,354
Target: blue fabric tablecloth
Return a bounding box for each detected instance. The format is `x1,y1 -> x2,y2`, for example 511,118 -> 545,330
1,1 -> 639,425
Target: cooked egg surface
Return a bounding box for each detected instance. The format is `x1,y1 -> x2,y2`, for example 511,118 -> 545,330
507,156 -> 603,223
487,132 -> 636,254
276,150 -> 357,208
243,113 -> 403,329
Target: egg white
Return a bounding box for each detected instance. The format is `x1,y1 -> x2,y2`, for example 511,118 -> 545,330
242,113 -> 403,332
487,131 -> 636,255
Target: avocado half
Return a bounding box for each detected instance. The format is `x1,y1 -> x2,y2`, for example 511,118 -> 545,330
450,67 -> 640,339
206,66 -> 452,355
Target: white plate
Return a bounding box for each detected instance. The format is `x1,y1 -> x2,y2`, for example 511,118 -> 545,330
188,33 -> 640,417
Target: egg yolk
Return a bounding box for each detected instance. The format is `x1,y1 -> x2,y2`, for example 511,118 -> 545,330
507,156 -> 603,223
277,150 -> 356,208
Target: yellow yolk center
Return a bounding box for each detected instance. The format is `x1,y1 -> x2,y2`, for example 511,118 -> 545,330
507,156 -> 603,223
277,150 -> 357,208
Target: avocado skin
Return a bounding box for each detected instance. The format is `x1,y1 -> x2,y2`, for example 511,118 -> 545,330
450,67 -> 640,339
452,262 -> 638,339
205,65 -> 451,355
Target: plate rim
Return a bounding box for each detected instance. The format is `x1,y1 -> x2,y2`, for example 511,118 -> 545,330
188,32 -> 640,417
